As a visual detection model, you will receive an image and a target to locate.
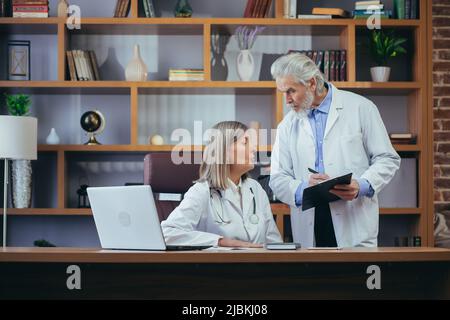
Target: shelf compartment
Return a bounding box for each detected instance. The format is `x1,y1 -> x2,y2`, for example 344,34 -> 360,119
0,152 -> 57,209
137,87 -> 277,145
356,27 -> 417,82
0,91 -> 131,145
211,24 -> 348,81
68,32 -> 203,82
0,34 -> 58,81
137,0 -> 275,19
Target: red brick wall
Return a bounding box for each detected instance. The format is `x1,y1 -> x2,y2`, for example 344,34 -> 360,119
433,0 -> 450,212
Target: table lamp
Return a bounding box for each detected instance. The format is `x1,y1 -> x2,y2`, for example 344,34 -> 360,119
0,116 -> 37,247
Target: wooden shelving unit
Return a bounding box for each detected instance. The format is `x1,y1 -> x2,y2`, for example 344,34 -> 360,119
0,0 -> 433,245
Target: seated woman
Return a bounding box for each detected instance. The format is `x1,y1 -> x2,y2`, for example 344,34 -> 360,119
161,121 -> 282,247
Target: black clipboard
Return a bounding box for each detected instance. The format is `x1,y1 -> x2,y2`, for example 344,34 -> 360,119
302,173 -> 353,211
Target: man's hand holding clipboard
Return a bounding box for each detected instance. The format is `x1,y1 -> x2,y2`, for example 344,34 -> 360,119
302,168 -> 359,211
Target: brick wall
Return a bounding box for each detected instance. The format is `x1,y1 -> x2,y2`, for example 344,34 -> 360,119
433,0 -> 450,212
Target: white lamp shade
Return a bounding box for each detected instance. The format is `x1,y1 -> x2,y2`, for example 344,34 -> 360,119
0,115 -> 37,160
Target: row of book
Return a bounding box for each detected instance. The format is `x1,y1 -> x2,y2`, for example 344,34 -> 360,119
114,0 -> 130,18
141,0 -> 155,18
243,0 -> 273,18
169,69 -> 204,81
12,0 -> 48,18
66,50 -> 101,81
289,50 -> 347,82
393,0 -> 419,20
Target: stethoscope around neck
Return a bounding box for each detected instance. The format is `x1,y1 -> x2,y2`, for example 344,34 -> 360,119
210,187 -> 259,225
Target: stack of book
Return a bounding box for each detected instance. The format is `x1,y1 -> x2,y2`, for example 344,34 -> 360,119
393,0 -> 419,19
288,50 -> 347,82
141,0 -> 155,18
389,133 -> 417,144
169,69 -> 204,81
12,0 -> 48,18
243,0 -> 273,18
352,1 -> 391,19
66,50 -> 101,81
311,7 -> 350,18
113,0 -> 130,18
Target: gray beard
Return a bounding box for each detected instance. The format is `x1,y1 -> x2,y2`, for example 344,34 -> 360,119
289,90 -> 314,114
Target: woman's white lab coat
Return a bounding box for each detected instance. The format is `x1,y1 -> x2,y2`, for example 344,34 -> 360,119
161,178 -> 283,246
269,84 -> 401,248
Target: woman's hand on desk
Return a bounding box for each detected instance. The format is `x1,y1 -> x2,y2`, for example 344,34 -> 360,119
218,238 -> 263,248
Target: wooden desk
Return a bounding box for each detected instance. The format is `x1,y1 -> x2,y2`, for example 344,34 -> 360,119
1,247 -> 450,299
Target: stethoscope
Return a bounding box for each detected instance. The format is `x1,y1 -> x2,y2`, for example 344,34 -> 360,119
210,187 -> 259,225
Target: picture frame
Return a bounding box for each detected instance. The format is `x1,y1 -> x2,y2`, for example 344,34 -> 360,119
8,40 -> 30,81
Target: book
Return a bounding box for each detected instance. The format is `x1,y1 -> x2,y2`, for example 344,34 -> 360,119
355,0 -> 381,5
394,0 -> 405,19
355,4 -> 384,11
121,0 -> 130,17
405,0 -> 411,19
147,0 -> 155,17
66,51 -> 77,81
297,14 -> 332,19
265,242 -> 301,250
89,50 -> 101,81
288,0 -> 296,19
339,50 -> 346,81
302,172 -> 353,211
114,0 -> 122,17
142,0 -> 150,17
411,0 -> 418,19
13,11 -> 47,17
312,7 -> 350,18
389,133 -> 413,139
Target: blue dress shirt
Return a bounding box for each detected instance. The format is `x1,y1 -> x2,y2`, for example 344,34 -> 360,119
295,84 -> 374,207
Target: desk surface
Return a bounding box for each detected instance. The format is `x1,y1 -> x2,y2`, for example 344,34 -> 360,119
1,247 -> 450,263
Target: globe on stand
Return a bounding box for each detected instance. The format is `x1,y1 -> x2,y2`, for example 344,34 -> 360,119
80,110 -> 105,145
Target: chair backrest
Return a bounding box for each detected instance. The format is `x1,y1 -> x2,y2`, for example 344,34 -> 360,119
143,153 -> 200,222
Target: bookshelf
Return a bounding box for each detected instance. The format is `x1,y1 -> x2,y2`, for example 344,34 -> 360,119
0,0 -> 433,246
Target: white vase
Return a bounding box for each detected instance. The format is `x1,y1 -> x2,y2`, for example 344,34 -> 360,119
125,45 -> 148,81
46,128 -> 60,144
11,160 -> 32,208
370,66 -> 391,82
236,49 -> 255,81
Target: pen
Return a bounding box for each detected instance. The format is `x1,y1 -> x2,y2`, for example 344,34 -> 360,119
308,167 -> 319,174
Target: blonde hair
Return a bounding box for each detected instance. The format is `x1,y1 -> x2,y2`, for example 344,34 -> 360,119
197,121 -> 249,190
271,52 -> 326,95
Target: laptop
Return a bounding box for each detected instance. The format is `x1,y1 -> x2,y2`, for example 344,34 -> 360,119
87,185 -> 211,251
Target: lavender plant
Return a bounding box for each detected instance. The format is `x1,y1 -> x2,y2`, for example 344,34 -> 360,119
234,26 -> 266,50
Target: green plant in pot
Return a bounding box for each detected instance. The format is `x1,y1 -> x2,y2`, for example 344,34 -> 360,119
4,93 -> 35,209
369,30 -> 407,82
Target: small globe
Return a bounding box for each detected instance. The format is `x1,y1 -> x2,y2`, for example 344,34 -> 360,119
80,111 -> 102,133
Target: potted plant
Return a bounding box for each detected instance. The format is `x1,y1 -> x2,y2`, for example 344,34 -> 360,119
4,93 -> 35,208
234,25 -> 265,81
369,30 -> 407,82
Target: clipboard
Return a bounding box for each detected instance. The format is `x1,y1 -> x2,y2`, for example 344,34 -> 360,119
302,173 -> 353,211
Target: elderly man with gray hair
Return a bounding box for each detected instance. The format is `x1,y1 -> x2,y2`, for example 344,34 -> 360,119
269,53 -> 400,248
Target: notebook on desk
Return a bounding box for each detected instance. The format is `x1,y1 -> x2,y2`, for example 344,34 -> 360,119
302,173 -> 353,211
87,185 -> 211,251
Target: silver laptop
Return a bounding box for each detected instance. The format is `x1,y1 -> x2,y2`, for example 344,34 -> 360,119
87,185 -> 211,251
